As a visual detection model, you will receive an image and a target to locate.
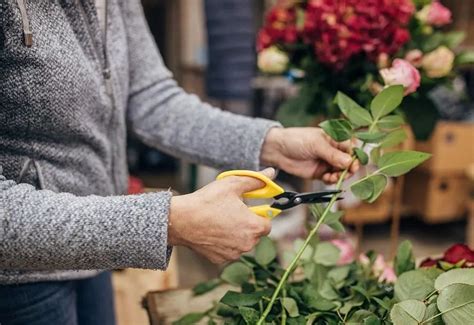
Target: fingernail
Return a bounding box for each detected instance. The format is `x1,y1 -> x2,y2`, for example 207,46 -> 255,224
261,167 -> 276,178
341,155 -> 352,166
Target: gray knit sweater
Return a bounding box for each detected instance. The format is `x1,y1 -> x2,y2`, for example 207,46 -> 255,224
0,0 -> 279,284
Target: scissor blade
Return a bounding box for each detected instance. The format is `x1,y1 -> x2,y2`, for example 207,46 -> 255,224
271,190 -> 342,210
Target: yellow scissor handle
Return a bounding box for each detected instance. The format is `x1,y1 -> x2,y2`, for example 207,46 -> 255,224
216,170 -> 285,219
216,170 -> 284,198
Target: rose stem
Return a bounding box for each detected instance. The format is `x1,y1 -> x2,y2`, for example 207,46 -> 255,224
256,156 -> 357,324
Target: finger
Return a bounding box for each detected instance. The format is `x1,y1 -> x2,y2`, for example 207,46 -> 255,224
231,168 -> 276,194
317,143 -> 353,170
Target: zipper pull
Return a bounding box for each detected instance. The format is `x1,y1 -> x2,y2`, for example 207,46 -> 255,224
24,31 -> 33,47
16,0 -> 33,47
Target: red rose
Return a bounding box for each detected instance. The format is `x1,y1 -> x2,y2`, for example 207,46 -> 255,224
443,244 -> 474,265
128,176 -> 144,195
420,258 -> 439,268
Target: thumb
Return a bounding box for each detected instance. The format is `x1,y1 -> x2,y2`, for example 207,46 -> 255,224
317,143 -> 352,170
232,168 -> 276,195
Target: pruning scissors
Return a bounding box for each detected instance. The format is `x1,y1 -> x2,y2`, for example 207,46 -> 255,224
217,170 -> 342,219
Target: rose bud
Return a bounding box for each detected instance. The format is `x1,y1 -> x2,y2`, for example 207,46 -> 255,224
422,46 -> 455,78
443,243 -> 474,265
330,239 -> 355,265
417,1 -> 452,27
379,266 -> 397,283
404,49 -> 423,67
420,257 -> 439,268
380,59 -> 421,95
257,46 -> 289,74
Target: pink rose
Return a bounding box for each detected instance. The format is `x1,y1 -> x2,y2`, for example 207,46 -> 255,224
379,266 -> 397,283
417,1 -> 452,27
380,59 -> 421,95
331,239 -> 355,265
404,49 -> 423,67
373,254 -> 386,277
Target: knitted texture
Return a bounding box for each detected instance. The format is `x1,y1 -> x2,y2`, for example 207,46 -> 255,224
0,0 -> 279,284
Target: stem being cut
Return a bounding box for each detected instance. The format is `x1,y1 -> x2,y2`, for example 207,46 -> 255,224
256,156 -> 357,324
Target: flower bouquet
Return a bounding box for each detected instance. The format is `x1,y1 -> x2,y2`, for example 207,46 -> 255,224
256,0 -> 474,140
171,88 -> 473,324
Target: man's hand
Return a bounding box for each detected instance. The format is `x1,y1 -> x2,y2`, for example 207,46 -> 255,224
260,127 -> 359,183
168,169 -> 274,264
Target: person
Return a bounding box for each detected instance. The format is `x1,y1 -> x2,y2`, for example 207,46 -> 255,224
0,1 -> 358,324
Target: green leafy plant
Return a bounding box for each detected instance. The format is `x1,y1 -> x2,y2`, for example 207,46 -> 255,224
173,86 -> 440,324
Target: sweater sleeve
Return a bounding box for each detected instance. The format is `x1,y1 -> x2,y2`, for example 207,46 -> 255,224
123,0 -> 281,171
0,169 -> 172,270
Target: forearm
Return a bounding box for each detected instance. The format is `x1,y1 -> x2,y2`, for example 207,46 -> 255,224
128,79 -> 281,170
0,173 -> 172,270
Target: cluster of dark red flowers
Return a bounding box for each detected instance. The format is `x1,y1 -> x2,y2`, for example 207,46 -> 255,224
420,244 -> 474,268
257,0 -> 415,70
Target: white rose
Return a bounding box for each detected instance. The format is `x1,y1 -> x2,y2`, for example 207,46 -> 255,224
257,46 -> 289,74
422,46 -> 455,78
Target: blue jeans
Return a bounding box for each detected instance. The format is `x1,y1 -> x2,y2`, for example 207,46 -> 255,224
0,272 -> 115,325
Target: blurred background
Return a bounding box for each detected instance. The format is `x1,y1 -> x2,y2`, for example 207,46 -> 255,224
115,1 -> 474,323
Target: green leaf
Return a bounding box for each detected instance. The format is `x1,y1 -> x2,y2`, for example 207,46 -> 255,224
238,306 -> 260,324
216,303 -> 239,318
370,147 -> 381,165
340,298 -> 364,315
390,300 -> 426,325
377,115 -> 405,130
255,236 -> 277,266
423,303 -> 444,325
370,85 -> 404,121
294,239 -> 314,261
354,148 -> 369,165
443,31 -> 466,48
328,265 -> 351,284
364,316 -> 381,325
220,262 -> 252,286
347,310 -> 376,324
394,240 -> 416,276
435,269 -> 474,291
380,129 -> 407,149
282,297 -> 300,317
192,278 -> 221,295
377,151 -> 431,177
220,290 -> 270,307
319,119 -> 353,142
456,51 -> 474,65
207,319 -> 217,325
355,131 -> 386,143
304,289 -> 337,311
437,284 -> 474,324
324,210 -> 344,225
172,312 -> 206,325
335,91 -> 373,127
306,312 -> 323,324
351,174 -> 388,203
313,242 -> 340,266
395,268 -> 443,301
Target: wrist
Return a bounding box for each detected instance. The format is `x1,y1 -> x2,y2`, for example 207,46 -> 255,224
260,127 -> 285,168
168,195 -> 189,246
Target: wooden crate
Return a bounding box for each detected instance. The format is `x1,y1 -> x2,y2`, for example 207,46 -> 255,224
144,285 -> 232,325
403,170 -> 469,223
415,122 -> 474,173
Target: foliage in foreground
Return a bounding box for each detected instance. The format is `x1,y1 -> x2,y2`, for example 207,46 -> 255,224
174,87 -> 474,324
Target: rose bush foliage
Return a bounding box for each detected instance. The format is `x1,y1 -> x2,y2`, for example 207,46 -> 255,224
171,88 -> 473,325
